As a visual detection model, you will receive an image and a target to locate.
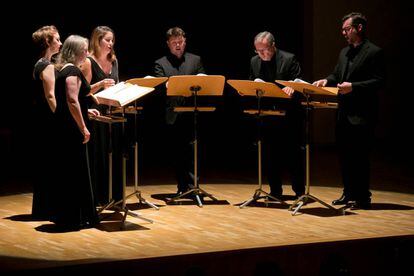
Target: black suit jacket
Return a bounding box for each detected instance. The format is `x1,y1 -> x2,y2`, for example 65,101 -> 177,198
249,49 -> 301,82
326,40 -> 385,125
154,52 -> 205,125
249,49 -> 303,121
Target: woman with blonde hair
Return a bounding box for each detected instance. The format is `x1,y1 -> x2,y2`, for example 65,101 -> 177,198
53,35 -> 99,230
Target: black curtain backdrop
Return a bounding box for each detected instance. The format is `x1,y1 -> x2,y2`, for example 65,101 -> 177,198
3,1 -> 412,187
4,1 -> 304,183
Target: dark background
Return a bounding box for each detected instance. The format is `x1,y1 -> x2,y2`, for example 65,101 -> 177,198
1,0 -> 412,190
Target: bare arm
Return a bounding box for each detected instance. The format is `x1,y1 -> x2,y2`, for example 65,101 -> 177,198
40,65 -> 56,112
80,58 -> 114,96
65,76 -> 90,144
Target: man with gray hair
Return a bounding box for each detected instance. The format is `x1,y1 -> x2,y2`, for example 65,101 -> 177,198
249,31 -> 305,199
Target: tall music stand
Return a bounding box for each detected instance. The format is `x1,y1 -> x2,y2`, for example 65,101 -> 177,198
276,80 -> 339,215
89,112 -> 126,215
95,82 -> 155,224
120,77 -> 168,210
227,80 -> 290,208
166,75 -> 225,207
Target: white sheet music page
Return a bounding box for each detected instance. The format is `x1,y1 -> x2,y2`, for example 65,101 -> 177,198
95,82 -> 154,107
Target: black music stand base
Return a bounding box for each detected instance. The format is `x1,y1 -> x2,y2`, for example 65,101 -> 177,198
111,196 -> 153,224
239,188 -> 287,208
98,199 -> 115,214
125,140 -> 159,210
289,193 -> 336,215
167,186 -> 218,207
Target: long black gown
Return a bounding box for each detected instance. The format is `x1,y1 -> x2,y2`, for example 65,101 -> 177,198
31,58 -> 56,219
53,64 -> 98,228
87,57 -> 123,205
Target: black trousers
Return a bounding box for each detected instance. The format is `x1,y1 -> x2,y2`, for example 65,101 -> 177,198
336,118 -> 373,202
262,110 -> 305,196
167,113 -> 196,192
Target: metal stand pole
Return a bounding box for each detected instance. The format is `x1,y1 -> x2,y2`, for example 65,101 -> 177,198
240,89 -> 287,208
167,86 -> 218,207
289,91 -> 337,215
97,109 -> 115,213
109,107 -> 153,224
124,102 -> 159,210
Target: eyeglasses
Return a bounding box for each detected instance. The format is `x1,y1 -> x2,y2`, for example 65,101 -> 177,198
255,46 -> 272,54
341,25 -> 354,33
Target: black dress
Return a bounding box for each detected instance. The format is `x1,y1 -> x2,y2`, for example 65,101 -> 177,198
31,58 -> 56,220
87,57 -> 123,205
53,64 -> 98,228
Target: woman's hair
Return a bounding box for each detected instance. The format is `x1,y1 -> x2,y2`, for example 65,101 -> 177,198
89,26 -> 116,62
32,25 -> 59,58
55,35 -> 88,70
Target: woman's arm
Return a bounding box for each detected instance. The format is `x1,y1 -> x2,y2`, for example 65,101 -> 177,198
65,75 -> 90,144
40,64 -> 56,112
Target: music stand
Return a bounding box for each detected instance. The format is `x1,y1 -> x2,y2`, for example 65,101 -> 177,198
276,80 -> 339,215
115,77 -> 168,211
227,80 -> 290,208
95,82 -> 155,224
166,75 -> 225,207
89,113 -> 126,215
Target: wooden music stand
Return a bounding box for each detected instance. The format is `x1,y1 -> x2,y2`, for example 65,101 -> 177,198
89,113 -> 126,215
227,79 -> 290,208
166,75 -> 225,207
276,80 -> 339,215
94,82 -> 155,225
110,76 -> 168,211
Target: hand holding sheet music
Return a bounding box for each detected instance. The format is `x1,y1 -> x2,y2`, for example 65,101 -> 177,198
275,79 -> 338,96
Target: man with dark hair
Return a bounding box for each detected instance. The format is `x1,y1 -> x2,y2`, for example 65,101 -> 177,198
313,12 -> 385,209
154,27 -> 205,196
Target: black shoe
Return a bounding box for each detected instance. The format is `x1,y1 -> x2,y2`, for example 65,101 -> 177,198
332,194 -> 351,205
349,199 -> 371,210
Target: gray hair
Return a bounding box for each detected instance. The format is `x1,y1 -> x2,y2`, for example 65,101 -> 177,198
254,31 -> 275,46
55,35 -> 88,70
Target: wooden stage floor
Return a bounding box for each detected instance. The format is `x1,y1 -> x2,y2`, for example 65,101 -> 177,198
1,183 -> 413,273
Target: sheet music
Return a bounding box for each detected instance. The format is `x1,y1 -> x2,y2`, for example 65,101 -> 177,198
276,80 -> 338,95
95,82 -> 154,107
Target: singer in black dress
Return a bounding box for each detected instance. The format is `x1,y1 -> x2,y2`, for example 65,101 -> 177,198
53,35 -> 98,229
31,25 -> 61,220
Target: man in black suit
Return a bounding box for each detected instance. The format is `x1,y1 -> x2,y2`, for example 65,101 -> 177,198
313,12 -> 385,209
249,31 -> 305,199
154,27 -> 205,195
